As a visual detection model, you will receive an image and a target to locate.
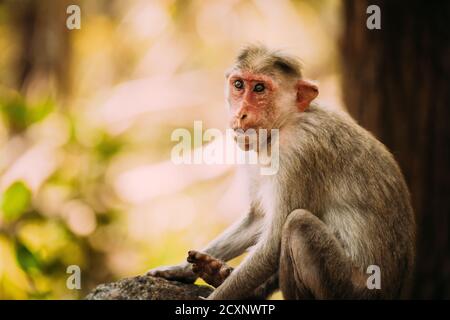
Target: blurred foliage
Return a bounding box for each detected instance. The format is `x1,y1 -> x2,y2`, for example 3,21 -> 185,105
1,181 -> 31,222
0,0 -> 340,299
0,91 -> 54,133
15,240 -> 41,274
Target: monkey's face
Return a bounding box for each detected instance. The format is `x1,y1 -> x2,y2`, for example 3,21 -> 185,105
226,71 -> 282,150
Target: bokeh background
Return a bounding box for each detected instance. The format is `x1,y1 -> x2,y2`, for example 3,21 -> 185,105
0,0 -> 449,299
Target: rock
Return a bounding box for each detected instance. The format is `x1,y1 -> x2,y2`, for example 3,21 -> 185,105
85,275 -> 214,300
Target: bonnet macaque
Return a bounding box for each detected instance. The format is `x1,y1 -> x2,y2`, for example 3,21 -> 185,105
149,45 -> 416,300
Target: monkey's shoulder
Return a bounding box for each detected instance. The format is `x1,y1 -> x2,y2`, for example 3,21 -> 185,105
278,105 -> 410,213
292,105 -> 395,164
279,105 -> 406,198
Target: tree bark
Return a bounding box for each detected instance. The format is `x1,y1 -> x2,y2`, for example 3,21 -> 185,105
341,0 -> 450,299
86,275 -> 213,300
9,0 -> 72,94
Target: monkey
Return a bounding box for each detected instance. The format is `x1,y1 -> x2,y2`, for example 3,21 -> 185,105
148,45 -> 416,300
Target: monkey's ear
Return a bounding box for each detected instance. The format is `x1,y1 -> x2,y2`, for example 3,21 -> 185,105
296,80 -> 318,112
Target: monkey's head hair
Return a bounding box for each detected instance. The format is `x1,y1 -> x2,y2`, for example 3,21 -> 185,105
229,44 -> 303,79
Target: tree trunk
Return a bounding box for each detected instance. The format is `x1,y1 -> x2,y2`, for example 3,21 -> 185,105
9,0 -> 72,94
341,0 -> 450,299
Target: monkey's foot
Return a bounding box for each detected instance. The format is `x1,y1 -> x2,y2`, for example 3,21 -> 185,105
187,250 -> 233,288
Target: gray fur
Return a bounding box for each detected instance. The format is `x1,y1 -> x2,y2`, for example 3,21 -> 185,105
229,44 -> 303,78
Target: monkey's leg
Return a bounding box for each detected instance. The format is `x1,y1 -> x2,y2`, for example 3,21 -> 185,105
248,272 -> 279,300
279,209 -> 364,299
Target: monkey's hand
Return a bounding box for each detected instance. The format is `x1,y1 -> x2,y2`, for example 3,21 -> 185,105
187,250 -> 233,288
146,263 -> 197,284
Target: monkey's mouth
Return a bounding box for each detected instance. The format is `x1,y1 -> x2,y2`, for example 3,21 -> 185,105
233,129 -> 272,151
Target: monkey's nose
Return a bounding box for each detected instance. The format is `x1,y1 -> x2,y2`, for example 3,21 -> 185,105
232,111 -> 251,130
238,113 -> 249,129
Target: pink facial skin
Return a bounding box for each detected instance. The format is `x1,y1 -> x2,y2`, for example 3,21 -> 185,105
227,71 -> 278,132
226,71 -> 319,152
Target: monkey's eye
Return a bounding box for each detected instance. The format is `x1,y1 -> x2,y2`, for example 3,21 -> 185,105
234,80 -> 244,90
253,83 -> 265,93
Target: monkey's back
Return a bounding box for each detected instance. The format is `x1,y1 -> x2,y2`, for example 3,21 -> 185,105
277,104 -> 416,298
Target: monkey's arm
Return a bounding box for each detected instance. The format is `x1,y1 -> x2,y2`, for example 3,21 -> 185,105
207,213 -> 283,300
148,209 -> 262,282
202,209 -> 263,262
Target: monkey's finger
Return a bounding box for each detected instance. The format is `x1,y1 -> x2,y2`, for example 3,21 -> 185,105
187,250 -> 197,259
147,270 -> 157,276
147,269 -> 170,277
209,260 -> 222,272
194,251 -> 212,263
192,263 -> 213,276
191,264 -> 201,274
193,262 -> 214,276
219,267 -> 232,278
187,250 -> 196,263
199,273 -> 222,288
148,270 -> 178,281
188,250 -> 214,264
187,250 -> 205,263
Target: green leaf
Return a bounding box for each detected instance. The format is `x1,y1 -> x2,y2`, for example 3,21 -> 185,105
28,99 -> 54,124
95,133 -> 123,160
1,181 -> 32,222
0,94 -> 54,132
0,96 -> 28,131
15,240 -> 41,273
